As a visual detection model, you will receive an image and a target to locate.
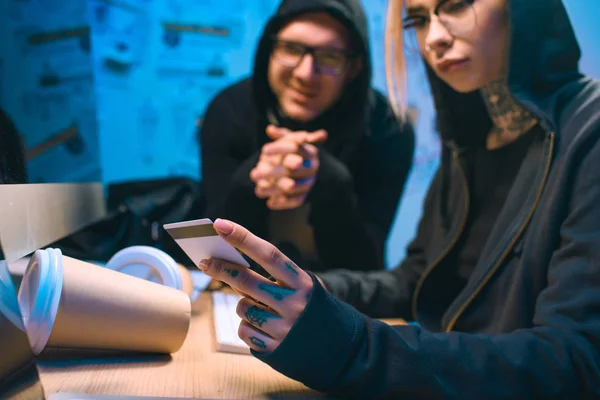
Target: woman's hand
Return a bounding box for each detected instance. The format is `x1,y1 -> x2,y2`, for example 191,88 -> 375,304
198,218 -> 314,353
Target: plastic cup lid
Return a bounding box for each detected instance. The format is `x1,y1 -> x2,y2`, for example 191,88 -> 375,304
105,246 -> 182,291
17,248 -> 64,355
0,260 -> 25,332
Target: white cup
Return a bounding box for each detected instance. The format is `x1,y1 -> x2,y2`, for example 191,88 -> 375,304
105,246 -> 195,298
18,248 -> 191,355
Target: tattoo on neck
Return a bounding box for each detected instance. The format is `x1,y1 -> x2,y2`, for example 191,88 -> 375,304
285,261 -> 299,275
250,336 -> 267,349
480,79 -> 538,150
245,306 -> 273,327
257,283 -> 295,301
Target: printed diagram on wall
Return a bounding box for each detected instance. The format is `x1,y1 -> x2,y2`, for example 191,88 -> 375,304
164,0 -> 246,20
2,1 -> 101,183
137,98 -> 159,165
90,0 -> 151,87
26,107 -> 101,183
20,83 -> 100,183
22,26 -> 99,182
4,0 -> 87,27
157,20 -> 243,78
166,82 -> 223,179
28,26 -> 93,88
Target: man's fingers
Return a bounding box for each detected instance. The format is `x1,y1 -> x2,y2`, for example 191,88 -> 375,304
305,129 -> 328,144
250,162 -> 287,181
258,153 -> 283,165
265,125 -> 291,141
262,140 -> 300,156
276,177 -> 313,196
299,143 -> 318,158
255,185 -> 279,199
282,153 -> 304,170
212,219 -> 303,286
255,176 -> 283,198
266,195 -> 306,210
265,128 -> 328,148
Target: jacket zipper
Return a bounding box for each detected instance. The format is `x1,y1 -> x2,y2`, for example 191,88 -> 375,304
444,132 -> 555,332
411,149 -> 471,321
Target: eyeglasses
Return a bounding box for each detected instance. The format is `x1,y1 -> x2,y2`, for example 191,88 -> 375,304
402,0 -> 476,54
270,38 -> 355,76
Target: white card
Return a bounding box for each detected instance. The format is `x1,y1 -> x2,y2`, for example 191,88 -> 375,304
163,218 -> 250,268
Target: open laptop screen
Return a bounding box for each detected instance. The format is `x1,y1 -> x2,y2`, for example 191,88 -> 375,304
0,182 -> 105,400
0,241 -> 45,400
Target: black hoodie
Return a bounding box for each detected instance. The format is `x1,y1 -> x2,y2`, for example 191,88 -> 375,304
200,0 -> 415,272
253,0 -> 600,398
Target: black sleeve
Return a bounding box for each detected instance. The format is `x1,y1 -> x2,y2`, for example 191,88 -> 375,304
308,98 -> 415,272
257,257 -> 600,400
199,90 -> 268,236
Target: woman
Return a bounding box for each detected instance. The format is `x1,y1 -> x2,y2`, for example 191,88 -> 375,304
199,0 -> 600,398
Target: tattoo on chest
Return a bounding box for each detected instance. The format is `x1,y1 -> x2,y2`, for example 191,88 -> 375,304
481,79 -> 538,149
258,283 -> 295,301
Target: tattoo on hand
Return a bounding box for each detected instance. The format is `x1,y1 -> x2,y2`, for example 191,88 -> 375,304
224,268 -> 239,278
285,261 -> 299,275
245,306 -> 271,327
250,336 -> 267,349
258,283 -> 295,301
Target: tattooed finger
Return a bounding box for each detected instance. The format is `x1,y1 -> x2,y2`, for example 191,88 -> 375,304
199,258 -> 289,314
236,297 -> 284,339
238,321 -> 277,353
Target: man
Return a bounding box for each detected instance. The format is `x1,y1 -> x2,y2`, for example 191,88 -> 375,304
199,0 -> 415,272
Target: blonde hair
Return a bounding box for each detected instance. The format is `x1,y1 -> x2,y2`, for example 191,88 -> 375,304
385,0 -> 409,123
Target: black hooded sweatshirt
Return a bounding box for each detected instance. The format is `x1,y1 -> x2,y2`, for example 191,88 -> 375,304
199,0 -> 415,272
252,0 -> 600,398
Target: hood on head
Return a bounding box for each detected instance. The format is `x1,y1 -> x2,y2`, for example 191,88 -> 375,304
428,0 -> 583,146
251,0 -> 372,130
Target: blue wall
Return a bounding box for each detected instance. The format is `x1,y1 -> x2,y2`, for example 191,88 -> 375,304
1,0 -> 598,268
0,1 -> 100,183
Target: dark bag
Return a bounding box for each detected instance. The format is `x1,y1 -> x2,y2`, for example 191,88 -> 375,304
53,177 -> 205,266
0,108 -> 27,184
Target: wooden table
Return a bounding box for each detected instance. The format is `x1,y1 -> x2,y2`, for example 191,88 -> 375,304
37,291 -> 405,399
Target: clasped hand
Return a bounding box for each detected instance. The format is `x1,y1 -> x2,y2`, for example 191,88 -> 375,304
199,218 -> 314,353
250,125 -> 327,210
